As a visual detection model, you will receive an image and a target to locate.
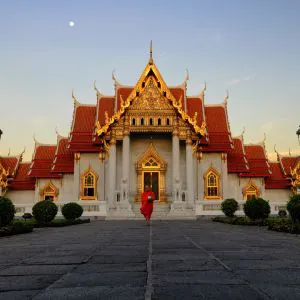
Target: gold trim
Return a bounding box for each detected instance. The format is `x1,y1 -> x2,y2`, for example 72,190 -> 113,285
242,180 -> 260,200
40,180 -> 59,201
80,165 -> 98,200
204,167 -> 221,200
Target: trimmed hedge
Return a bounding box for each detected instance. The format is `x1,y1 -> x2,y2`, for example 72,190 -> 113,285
13,218 -> 90,228
61,203 -> 83,220
221,198 -> 239,217
0,221 -> 33,237
212,216 -> 267,226
243,198 -> 270,220
0,197 -> 15,227
287,195 -> 300,223
268,217 -> 300,234
32,200 -> 58,224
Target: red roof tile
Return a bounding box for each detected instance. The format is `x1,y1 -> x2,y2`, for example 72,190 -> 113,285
170,87 -> 185,108
202,106 -> 232,152
69,105 -> 102,152
97,97 -> 115,127
265,162 -> 291,189
116,87 -> 133,110
52,138 -> 74,173
9,163 -> 35,190
240,145 -> 271,177
28,145 -> 61,178
280,156 -> 298,176
187,97 -> 205,127
0,157 -> 19,176
227,138 -> 249,173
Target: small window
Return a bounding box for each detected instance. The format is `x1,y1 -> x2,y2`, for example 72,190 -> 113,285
157,81 -> 161,88
136,91 -> 139,97
150,118 -> 153,125
166,118 -> 170,125
163,91 -> 166,97
205,169 -> 220,199
158,118 -> 161,125
44,195 -> 54,201
132,118 -> 136,126
141,118 -> 144,126
81,168 -> 98,200
142,82 -> 145,88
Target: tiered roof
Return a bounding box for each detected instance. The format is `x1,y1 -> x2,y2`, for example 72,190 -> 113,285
227,137 -> 249,173
241,144 -> 271,177
9,163 -> 35,190
265,162 -> 291,189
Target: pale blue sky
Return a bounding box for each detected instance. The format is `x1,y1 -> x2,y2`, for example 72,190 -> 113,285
1,0 -> 300,161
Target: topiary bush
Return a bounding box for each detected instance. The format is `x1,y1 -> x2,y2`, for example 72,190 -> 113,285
0,197 -> 15,227
287,195 -> 300,223
221,198 -> 239,217
32,200 -> 58,224
61,202 -> 83,220
243,198 -> 270,221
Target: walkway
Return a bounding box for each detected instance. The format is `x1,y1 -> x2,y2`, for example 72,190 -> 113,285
0,220 -> 300,299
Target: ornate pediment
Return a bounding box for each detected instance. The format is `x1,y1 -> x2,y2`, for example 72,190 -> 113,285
129,78 -> 174,111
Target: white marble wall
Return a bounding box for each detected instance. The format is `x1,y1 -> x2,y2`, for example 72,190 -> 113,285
265,189 -> 291,202
6,190 -> 35,205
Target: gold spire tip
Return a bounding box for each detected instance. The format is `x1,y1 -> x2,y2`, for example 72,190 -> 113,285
149,40 -> 153,64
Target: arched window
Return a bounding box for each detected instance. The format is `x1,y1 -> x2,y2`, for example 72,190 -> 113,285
131,118 -> 136,126
141,118 -> 144,126
204,169 -> 220,199
40,181 -> 58,201
158,118 -> 161,125
81,166 -> 98,200
150,118 -> 153,125
243,182 -> 259,200
166,118 -> 170,125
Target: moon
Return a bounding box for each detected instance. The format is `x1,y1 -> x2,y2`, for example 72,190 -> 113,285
69,21 -> 75,27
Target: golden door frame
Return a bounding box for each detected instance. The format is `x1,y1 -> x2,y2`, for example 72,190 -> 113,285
135,143 -> 167,202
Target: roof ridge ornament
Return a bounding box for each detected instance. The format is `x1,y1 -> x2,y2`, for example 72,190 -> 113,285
224,90 -> 229,106
183,69 -> 189,87
112,69 -> 122,88
72,89 -> 80,107
149,40 -> 153,65
274,144 -> 280,162
200,82 -> 207,100
7,148 -> 10,156
94,80 -> 103,99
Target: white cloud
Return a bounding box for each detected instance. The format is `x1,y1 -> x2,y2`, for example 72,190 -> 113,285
227,75 -> 256,86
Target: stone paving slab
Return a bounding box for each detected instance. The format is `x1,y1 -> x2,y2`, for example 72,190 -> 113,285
0,219 -> 300,299
33,286 -> 145,300
152,284 -> 264,300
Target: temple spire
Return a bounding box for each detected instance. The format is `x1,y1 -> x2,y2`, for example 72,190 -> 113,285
149,40 -> 153,65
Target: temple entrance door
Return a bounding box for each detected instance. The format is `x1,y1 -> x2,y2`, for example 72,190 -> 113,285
143,171 -> 159,201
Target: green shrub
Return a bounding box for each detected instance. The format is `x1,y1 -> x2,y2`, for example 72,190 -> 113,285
287,195 -> 300,223
32,200 -> 58,224
243,198 -> 270,221
0,221 -> 33,237
61,203 -> 83,220
0,197 -> 15,227
221,198 -> 239,217
278,210 -> 287,218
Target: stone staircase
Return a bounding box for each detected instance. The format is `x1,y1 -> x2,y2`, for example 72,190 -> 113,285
131,202 -> 171,220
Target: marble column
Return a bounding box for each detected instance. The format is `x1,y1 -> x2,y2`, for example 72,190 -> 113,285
186,131 -> 195,208
172,126 -> 181,202
108,135 -> 116,209
121,134 -> 130,202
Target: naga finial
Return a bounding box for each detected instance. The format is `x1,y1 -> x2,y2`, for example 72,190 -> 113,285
72,89 -> 79,106
263,133 -> 267,147
184,69 -> 190,86
149,40 -> 153,64
21,146 -> 26,157
289,148 -> 291,156
7,148 -> 10,156
224,90 -> 229,105
94,80 -> 102,99
200,82 -> 207,99
241,126 -> 246,137
274,144 -> 280,161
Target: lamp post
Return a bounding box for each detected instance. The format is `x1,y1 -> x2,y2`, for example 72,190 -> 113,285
297,125 -> 300,146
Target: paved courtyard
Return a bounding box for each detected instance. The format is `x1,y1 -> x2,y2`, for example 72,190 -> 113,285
0,220 -> 300,299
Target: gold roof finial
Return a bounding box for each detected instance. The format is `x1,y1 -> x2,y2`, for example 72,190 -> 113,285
274,144 -> 280,161
289,148 -> 291,156
149,40 -> 153,65
7,148 -> 10,156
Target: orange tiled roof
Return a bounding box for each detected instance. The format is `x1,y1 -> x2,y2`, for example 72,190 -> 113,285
170,87 -> 185,108
28,145 -> 61,178
96,97 -> 115,127
9,163 -> 35,190
240,145 -> 271,177
116,87 -> 133,111
52,138 -> 74,173
265,162 -> 291,189
202,105 -> 232,152
227,138 -> 249,173
187,97 -> 205,127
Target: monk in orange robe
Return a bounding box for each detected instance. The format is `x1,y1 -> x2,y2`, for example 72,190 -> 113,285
140,185 -> 155,224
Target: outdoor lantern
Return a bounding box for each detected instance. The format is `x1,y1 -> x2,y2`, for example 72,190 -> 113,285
297,125 -> 300,145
